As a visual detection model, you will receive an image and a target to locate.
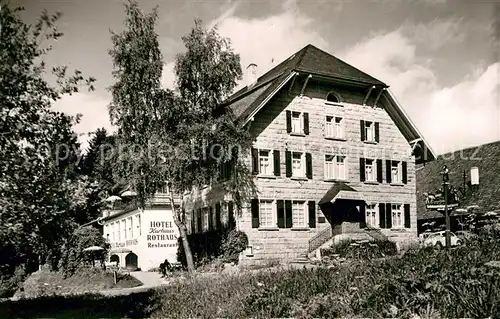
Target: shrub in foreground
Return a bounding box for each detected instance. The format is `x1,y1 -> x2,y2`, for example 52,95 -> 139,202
150,234 -> 500,318
321,239 -> 398,260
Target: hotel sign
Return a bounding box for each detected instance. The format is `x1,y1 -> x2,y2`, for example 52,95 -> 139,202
110,239 -> 138,248
147,221 -> 178,248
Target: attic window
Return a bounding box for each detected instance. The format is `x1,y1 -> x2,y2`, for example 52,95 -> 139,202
326,92 -> 341,104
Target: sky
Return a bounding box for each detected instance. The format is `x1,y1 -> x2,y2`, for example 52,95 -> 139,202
13,0 -> 500,155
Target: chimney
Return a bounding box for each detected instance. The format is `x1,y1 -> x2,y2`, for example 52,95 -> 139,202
246,63 -> 257,87
470,167 -> 479,191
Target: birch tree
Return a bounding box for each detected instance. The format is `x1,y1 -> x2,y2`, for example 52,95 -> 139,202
109,1 -> 255,273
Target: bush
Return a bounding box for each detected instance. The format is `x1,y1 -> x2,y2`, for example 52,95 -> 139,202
220,229 -> 248,263
321,239 -> 398,260
0,266 -> 27,298
176,226 -> 248,268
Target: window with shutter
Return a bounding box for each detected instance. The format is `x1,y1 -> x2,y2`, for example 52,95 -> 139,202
386,203 -> 393,229
277,200 -> 285,228
360,120 -> 365,141
375,122 -> 380,142
376,159 -> 383,183
360,158 -> 366,182
308,201 -> 316,228
285,200 -> 293,228
306,153 -> 312,179
285,151 -> 292,177
379,203 -> 386,228
386,160 -> 392,183
273,150 -> 280,176
303,112 -> 309,135
359,204 -> 367,228
251,148 -> 258,175
404,204 -> 411,228
286,110 -> 292,133
251,199 -> 259,228
402,161 -> 408,184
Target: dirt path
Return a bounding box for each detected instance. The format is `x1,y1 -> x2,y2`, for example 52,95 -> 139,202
100,271 -> 170,296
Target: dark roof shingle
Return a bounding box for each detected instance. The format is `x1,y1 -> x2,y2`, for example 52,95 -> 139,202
319,183 -> 357,205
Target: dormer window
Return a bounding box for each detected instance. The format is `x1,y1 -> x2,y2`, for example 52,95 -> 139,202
326,92 -> 341,104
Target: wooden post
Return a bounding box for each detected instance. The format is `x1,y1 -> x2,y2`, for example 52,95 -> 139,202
444,181 -> 451,249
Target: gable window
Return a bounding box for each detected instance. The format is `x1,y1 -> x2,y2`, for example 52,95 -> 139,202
391,204 -> 403,228
325,116 -> 344,139
259,150 -> 271,175
286,110 -> 309,135
326,92 -> 340,104
365,121 -> 374,141
292,201 -> 307,228
259,200 -> 275,228
366,204 -> 378,228
360,120 -> 380,142
365,159 -> 375,182
252,148 -> 281,177
324,154 -> 347,180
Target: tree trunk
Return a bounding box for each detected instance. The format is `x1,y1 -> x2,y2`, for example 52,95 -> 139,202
169,190 -> 195,273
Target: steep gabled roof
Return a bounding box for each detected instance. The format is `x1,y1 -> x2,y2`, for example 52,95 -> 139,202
222,44 -> 435,164
224,44 -> 386,114
416,140 -> 500,220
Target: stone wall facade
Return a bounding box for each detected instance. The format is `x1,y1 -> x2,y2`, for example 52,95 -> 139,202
185,77 -> 419,265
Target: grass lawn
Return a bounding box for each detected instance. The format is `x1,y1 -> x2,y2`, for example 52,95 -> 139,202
14,267 -> 142,299
2,233 -> 500,318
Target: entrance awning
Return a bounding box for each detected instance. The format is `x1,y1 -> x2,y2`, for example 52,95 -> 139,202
319,183 -> 365,205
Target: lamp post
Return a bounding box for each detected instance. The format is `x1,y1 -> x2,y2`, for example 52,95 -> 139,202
442,165 -> 451,248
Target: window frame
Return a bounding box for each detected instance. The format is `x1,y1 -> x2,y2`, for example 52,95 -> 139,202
291,111 -> 304,134
259,199 -> 276,228
325,92 -> 342,105
324,154 -> 348,180
325,115 -> 345,139
366,203 -> 378,228
391,203 -> 404,229
291,151 -> 305,178
391,161 -> 403,184
365,158 -> 376,182
364,120 -> 375,142
257,149 -> 273,176
291,200 -> 307,228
